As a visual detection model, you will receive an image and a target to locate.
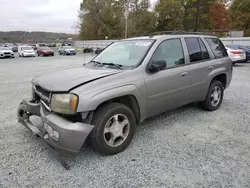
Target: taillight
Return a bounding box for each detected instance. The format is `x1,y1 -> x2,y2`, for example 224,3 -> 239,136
231,51 -> 243,54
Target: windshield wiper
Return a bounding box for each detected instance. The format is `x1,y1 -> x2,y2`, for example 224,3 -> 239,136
88,61 -> 122,70
101,63 -> 123,70
88,60 -> 102,65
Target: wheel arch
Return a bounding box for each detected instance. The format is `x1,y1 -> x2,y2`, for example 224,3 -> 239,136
211,73 -> 227,89
93,95 -> 141,125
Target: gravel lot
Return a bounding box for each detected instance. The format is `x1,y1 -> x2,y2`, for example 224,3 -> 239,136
0,53 -> 250,188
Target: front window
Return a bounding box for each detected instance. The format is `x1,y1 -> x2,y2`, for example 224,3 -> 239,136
90,39 -> 154,69
40,47 -> 50,50
64,46 -> 73,49
150,39 -> 184,69
0,47 -> 9,50
22,47 -> 33,50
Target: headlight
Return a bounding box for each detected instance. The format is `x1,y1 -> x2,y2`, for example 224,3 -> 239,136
50,93 -> 78,114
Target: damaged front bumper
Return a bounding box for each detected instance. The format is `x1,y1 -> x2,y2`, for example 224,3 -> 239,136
17,99 -> 94,169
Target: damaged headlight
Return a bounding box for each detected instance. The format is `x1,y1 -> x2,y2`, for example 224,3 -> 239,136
50,93 -> 78,114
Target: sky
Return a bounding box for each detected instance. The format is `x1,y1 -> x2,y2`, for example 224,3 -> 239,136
0,0 -> 158,34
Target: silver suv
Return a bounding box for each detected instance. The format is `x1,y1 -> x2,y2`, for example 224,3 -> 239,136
18,33 -> 232,163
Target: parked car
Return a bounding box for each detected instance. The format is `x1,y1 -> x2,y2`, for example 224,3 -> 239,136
95,47 -> 103,54
17,33 -> 232,167
228,45 -> 250,62
83,47 -> 93,53
37,46 -> 54,56
31,44 -> 37,50
0,47 -> 15,58
59,46 -> 76,55
225,45 -> 246,64
18,46 -> 35,57
11,45 -> 18,52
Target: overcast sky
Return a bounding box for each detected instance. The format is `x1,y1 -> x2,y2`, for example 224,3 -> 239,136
0,0 -> 158,34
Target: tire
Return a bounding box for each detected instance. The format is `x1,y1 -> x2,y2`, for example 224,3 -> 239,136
22,53 -> 24,57
201,80 -> 224,111
90,103 -> 136,155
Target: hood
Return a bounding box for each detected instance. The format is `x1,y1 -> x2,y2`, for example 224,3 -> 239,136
65,48 -> 75,51
32,66 -> 121,92
42,50 -> 53,53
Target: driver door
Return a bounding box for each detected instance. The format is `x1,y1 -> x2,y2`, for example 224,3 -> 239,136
144,38 -> 191,117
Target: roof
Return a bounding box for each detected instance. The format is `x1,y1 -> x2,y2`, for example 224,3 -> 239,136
123,34 -> 216,41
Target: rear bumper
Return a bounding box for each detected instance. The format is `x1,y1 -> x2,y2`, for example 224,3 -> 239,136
17,100 -> 94,154
230,55 -> 246,62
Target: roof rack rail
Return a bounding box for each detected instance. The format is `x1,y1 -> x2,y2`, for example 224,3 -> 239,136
147,30 -> 212,36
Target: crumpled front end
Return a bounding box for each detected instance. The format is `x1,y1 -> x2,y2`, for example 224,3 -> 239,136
17,99 -> 94,154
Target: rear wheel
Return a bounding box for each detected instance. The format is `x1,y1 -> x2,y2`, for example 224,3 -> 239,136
90,103 -> 136,155
201,80 -> 224,111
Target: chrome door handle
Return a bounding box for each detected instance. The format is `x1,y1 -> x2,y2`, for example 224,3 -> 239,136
181,72 -> 188,77
208,66 -> 214,70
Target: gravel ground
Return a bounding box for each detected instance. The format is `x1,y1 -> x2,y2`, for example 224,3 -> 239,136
0,54 -> 250,188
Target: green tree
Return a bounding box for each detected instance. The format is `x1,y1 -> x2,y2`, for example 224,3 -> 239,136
183,0 -> 214,31
127,0 -> 156,37
155,0 -> 184,31
79,0 -> 125,40
229,0 -> 250,36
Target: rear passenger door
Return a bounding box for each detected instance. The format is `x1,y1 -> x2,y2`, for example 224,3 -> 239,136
184,37 -> 212,102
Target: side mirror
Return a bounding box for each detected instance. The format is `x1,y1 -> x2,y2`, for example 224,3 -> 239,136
148,60 -> 166,73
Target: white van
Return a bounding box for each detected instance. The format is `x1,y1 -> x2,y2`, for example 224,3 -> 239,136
18,46 -> 35,57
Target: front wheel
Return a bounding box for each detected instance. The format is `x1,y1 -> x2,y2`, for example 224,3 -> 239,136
201,80 -> 224,111
90,103 -> 136,155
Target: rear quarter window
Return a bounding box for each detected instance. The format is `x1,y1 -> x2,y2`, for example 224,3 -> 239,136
205,38 -> 228,58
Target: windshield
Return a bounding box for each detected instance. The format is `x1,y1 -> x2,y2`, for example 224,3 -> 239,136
40,47 -> 50,50
64,46 -> 73,49
0,47 -> 9,50
91,40 -> 154,68
22,47 -> 33,50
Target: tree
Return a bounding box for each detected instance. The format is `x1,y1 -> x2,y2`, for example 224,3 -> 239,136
78,0 -> 156,39
183,0 -> 214,31
79,0 -> 125,40
209,1 -> 229,29
127,0 -> 156,37
155,0 -> 184,31
229,0 -> 250,36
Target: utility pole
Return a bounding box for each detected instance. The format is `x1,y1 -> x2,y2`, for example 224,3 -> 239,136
194,0 -> 201,32
124,0 -> 129,38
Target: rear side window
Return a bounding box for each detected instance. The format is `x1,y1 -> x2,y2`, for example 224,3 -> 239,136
185,38 -> 203,62
205,38 -> 228,58
198,38 -> 210,60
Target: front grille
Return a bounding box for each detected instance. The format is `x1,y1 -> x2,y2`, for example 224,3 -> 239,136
4,52 -> 11,54
35,86 -> 50,98
70,51 -> 74,53
34,86 -> 51,106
